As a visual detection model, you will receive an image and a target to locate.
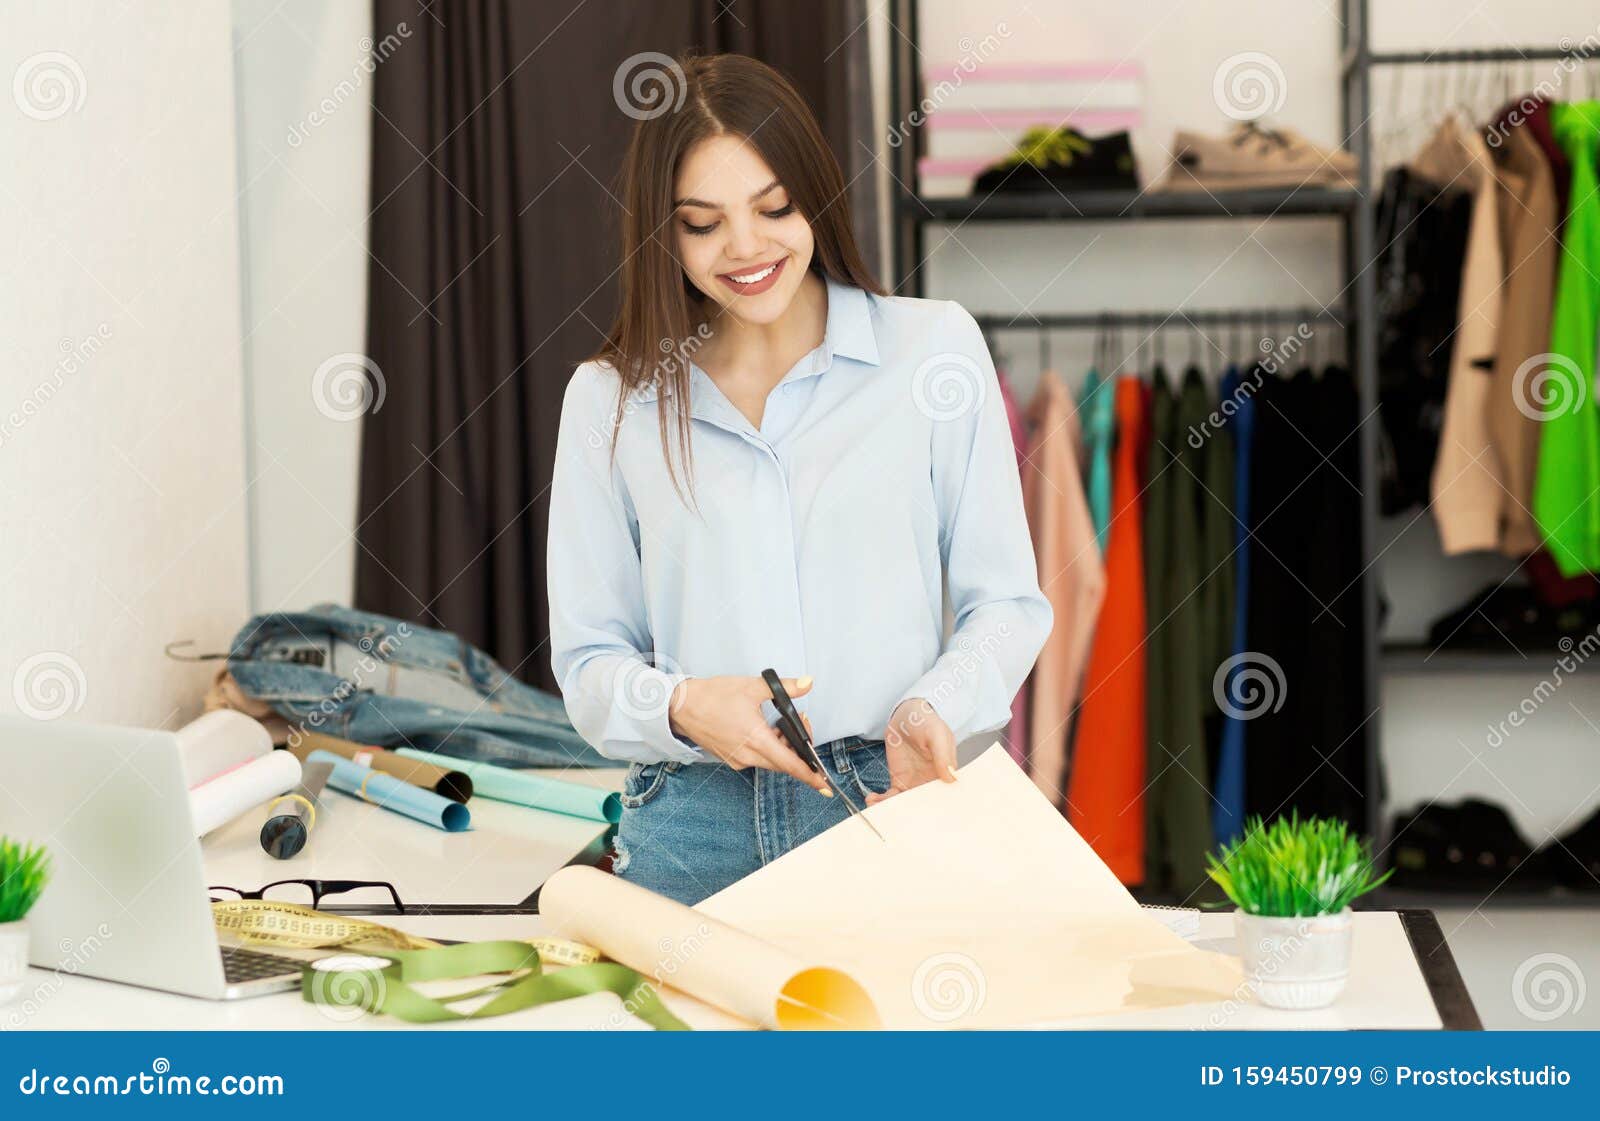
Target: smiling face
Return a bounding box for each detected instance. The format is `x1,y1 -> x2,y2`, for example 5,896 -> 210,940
672,133 -> 815,325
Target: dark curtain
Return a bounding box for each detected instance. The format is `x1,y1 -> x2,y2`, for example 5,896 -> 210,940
356,0 -> 880,690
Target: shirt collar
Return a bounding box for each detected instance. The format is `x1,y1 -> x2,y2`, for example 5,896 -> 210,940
627,272 -> 879,406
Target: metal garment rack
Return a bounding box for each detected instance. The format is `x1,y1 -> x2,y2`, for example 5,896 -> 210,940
888,0 -> 1589,884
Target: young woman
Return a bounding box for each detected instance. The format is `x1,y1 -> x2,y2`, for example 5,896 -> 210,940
548,53 -> 1050,905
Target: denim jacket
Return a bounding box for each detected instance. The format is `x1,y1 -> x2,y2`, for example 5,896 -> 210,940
224,603 -> 608,769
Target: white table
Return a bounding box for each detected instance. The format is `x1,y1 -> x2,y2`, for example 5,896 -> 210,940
5,911 -> 1471,1030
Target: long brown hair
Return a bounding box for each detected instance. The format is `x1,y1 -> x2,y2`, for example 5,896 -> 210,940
590,51 -> 885,498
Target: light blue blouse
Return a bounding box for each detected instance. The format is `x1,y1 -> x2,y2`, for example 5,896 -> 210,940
547,274 -> 1052,764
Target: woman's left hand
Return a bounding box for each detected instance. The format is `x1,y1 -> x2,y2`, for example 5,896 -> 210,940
870,698 -> 958,805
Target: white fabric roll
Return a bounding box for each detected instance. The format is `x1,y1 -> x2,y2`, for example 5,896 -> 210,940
190,749 -> 302,837
176,710 -> 272,788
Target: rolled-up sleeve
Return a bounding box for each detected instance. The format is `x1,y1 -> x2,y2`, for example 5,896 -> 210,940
547,365 -> 705,765
895,305 -> 1053,742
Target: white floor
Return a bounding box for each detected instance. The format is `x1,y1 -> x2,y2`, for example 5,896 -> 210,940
1433,907 -> 1600,1029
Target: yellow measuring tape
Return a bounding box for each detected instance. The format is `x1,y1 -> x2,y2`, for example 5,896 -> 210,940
211,900 -> 602,966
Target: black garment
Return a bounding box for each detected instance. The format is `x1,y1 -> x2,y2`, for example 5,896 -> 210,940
1244,367 -> 1372,826
1143,369 -> 1234,897
1374,167 -> 1473,516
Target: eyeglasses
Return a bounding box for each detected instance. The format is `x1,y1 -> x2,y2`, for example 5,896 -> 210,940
208,879 -> 405,913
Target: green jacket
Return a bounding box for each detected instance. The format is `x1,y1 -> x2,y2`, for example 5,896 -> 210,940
1533,101 -> 1600,574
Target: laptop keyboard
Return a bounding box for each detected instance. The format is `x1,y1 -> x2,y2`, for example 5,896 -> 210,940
220,946 -> 301,983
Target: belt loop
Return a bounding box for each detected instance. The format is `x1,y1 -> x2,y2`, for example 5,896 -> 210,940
824,736 -> 862,772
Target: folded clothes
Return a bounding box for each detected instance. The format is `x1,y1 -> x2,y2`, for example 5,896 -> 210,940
219,603 -> 609,770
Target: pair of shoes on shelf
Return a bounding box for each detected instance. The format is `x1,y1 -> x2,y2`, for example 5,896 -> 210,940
1153,121 -> 1357,192
1387,799 -> 1548,893
1388,799 -> 1600,895
1425,581 -> 1598,653
1532,807 -> 1600,891
971,124 -> 1139,195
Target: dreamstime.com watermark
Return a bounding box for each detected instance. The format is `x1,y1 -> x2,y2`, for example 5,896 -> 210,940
15,1059 -> 283,1097
1198,922 -> 1308,1029
279,622 -> 412,746
285,22 -> 411,148
1186,323 -> 1313,447
1212,51 -> 1287,121
2,926 -> 112,1031
1484,626 -> 1600,747
1512,952 -> 1586,1023
886,23 -> 1010,149
11,651 -> 88,722
1486,26 -> 1600,148
584,323 -> 714,451
0,324 -> 113,450
603,922 -> 714,1029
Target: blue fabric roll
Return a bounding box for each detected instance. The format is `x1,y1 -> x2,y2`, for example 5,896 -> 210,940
308,750 -> 471,832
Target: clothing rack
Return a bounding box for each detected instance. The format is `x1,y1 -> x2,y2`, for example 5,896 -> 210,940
890,0 -> 1591,904
972,308 -> 1347,331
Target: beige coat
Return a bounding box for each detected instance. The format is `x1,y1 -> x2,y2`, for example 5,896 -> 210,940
1489,123 -> 1559,556
1414,114 -> 1517,555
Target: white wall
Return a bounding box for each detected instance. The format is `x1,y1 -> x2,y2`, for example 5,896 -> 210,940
901,0 -> 1600,842
232,0 -> 374,612
0,2 -> 248,728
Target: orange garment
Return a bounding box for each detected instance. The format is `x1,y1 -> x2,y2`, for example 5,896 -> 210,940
1066,375 -> 1147,884
1021,371 -> 1106,807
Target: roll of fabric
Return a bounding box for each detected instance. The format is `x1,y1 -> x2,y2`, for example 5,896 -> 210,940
176,710 -> 273,789
288,732 -> 472,802
394,749 -> 620,822
308,750 -> 470,832
190,748 -> 303,836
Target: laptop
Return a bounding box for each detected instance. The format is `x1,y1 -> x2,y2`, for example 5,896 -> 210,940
0,714 -> 304,999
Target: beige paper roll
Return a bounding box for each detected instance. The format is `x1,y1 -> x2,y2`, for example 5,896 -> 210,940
191,748 -> 303,837
538,866 -> 880,1029
176,710 -> 273,789
287,732 -> 472,803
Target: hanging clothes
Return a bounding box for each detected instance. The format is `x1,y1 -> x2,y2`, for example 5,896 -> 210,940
1068,375 -> 1148,885
1373,167 -> 1472,516
1489,105 -> 1561,557
1143,368 -> 1232,896
1533,101 -> 1600,576
1077,369 -> 1115,547
1020,370 -> 1105,806
1211,362 -> 1257,846
1412,113 -> 1513,556
1244,367 -> 1371,826
997,366 -> 1031,769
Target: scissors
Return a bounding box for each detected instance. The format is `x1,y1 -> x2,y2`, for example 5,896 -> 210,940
761,668 -> 885,842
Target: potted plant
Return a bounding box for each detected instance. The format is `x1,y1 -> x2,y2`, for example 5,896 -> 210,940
1206,814 -> 1390,1010
0,838 -> 50,1004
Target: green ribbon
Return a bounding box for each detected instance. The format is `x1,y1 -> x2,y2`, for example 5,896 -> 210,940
302,939 -> 689,1030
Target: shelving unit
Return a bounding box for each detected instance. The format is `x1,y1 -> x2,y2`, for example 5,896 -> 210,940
887,0 -> 1597,901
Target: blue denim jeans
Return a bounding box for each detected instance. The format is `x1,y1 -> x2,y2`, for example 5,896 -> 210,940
612,735 -> 891,905
225,603 -> 609,768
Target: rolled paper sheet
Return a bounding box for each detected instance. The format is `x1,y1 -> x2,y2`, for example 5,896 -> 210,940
176,710 -> 273,789
308,750 -> 470,833
191,748 -> 303,837
288,732 -> 472,803
259,759 -> 334,859
538,865 -> 881,1029
394,749 -> 620,823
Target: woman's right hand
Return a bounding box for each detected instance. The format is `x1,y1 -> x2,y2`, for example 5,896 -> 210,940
668,675 -> 831,795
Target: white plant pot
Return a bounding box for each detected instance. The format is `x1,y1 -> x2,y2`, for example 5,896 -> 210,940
0,920 -> 29,1005
1235,909 -> 1352,1010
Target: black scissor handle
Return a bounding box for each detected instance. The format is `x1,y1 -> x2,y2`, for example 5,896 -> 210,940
761,667 -> 819,772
